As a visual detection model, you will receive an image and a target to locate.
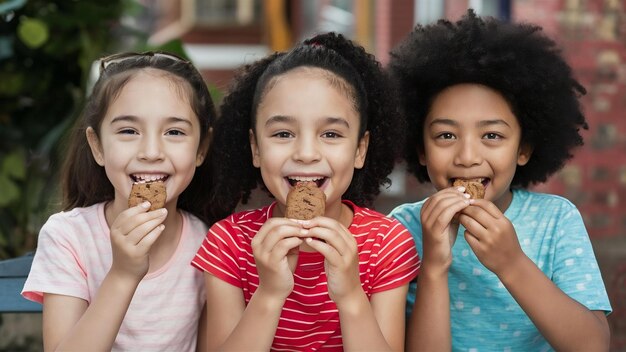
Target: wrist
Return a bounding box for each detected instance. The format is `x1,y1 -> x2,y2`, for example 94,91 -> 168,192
419,259 -> 451,279
334,288 -> 368,314
253,287 -> 288,310
106,269 -> 142,293
495,253 -> 531,285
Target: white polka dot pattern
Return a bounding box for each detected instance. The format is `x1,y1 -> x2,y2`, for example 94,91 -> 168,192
390,189 -> 612,351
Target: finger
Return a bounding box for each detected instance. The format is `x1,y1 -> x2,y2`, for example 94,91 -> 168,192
422,188 -> 469,220
463,199 -> 502,219
252,218 -> 301,252
304,237 -> 342,263
464,229 -> 483,253
423,195 -> 471,234
136,224 -> 165,250
421,187 -> 468,220
260,222 -> 304,253
268,237 -> 303,263
305,225 -> 352,257
113,206 -> 167,238
458,213 -> 486,240
126,212 -> 168,245
460,201 -> 502,232
298,217 -> 354,254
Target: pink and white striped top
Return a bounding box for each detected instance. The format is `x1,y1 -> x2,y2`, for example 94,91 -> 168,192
22,202 -> 208,352
192,200 -> 420,351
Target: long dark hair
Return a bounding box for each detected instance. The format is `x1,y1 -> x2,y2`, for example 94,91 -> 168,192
62,52 -> 216,224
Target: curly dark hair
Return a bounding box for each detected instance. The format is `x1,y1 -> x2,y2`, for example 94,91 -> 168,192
388,9 -> 588,188
62,52 -> 216,224
208,32 -> 404,224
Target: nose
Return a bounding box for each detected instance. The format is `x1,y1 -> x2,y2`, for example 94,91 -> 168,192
293,135 -> 321,163
454,139 -> 482,167
138,134 -> 164,161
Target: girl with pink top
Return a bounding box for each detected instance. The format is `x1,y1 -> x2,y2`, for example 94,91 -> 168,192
22,51 -> 215,351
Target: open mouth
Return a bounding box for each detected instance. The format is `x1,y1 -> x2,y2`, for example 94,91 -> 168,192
131,174 -> 169,184
286,176 -> 326,188
450,177 -> 490,187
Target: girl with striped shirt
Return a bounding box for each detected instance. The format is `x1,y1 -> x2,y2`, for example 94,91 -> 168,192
192,32 -> 420,351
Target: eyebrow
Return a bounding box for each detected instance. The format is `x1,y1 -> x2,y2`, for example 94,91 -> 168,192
264,115 -> 350,128
110,115 -> 193,127
477,119 -> 511,128
429,118 -> 511,128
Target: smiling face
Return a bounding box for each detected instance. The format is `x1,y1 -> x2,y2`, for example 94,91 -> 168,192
250,67 -> 369,220
86,69 -> 206,215
420,83 -> 532,212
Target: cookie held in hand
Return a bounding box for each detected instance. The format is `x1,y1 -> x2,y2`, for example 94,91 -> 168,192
285,182 -> 326,220
453,179 -> 485,199
128,181 -> 166,211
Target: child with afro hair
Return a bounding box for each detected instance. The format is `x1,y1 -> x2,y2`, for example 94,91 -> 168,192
388,9 -> 612,351
192,32 -> 419,351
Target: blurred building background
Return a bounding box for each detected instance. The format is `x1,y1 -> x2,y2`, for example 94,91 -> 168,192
1,0 -> 625,350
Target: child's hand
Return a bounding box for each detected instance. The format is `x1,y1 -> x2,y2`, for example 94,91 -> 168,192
459,200 -> 525,275
251,218 -> 304,300
109,201 -> 167,281
297,217 -> 360,306
420,187 -> 472,273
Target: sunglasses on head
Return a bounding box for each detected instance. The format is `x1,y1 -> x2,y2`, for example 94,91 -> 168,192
99,51 -> 191,74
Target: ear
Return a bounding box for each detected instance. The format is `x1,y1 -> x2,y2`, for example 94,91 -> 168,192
418,146 -> 427,166
417,148 -> 426,166
86,127 -> 105,166
353,131 -> 370,169
517,143 -> 533,166
249,129 -> 261,168
196,127 -> 212,167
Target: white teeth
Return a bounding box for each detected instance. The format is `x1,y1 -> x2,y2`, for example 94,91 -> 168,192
132,174 -> 168,183
289,176 -> 324,182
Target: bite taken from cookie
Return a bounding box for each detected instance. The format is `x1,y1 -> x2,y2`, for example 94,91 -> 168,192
453,178 -> 485,199
128,181 -> 167,211
285,181 -> 326,220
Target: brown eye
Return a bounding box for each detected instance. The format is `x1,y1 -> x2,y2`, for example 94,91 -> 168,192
437,132 -> 455,139
322,131 -> 342,138
272,131 -> 293,138
483,133 -> 502,140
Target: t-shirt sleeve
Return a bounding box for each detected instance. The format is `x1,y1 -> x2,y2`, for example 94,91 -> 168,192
191,219 -> 243,288
552,205 -> 612,313
21,214 -> 90,303
370,219 -> 420,294
388,203 -> 424,315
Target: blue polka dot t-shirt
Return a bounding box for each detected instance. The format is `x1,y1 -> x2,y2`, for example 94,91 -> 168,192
390,189 -> 612,352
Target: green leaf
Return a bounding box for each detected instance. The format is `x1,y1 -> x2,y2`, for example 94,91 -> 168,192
0,174 -> 20,206
17,17 -> 49,49
2,150 -> 26,179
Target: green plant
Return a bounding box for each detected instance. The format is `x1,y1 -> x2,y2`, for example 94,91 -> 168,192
0,0 -> 139,259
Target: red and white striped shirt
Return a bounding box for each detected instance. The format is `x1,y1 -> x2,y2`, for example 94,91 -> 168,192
192,201 -> 419,351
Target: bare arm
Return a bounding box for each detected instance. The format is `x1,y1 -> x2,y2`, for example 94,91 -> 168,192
406,266 -> 451,352
303,214 -> 423,352
406,188 -> 469,351
43,272 -> 139,351
204,274 -> 284,351
332,286 -> 406,351
497,255 -> 610,351
461,200 -> 610,351
43,204 -> 166,351
205,218 -> 304,351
